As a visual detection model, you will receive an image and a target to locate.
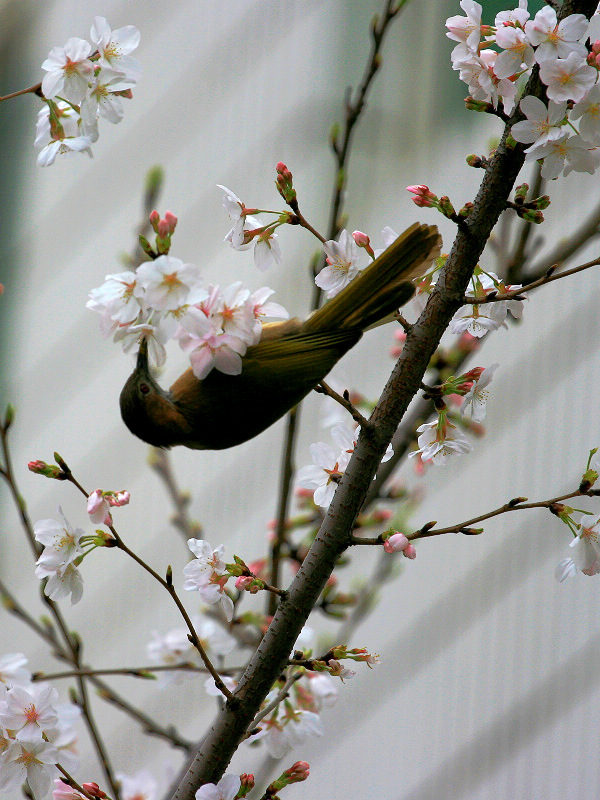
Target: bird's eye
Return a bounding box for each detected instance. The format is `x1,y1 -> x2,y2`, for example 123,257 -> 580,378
140,383 -> 150,394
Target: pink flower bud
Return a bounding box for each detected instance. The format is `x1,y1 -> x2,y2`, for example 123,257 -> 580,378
112,491 -> 131,507
164,211 -> 178,233
406,184 -> 437,208
403,543 -> 417,559
82,784 -> 106,798
28,460 -> 63,479
240,773 -> 255,791
352,230 -> 370,247
285,761 -> 310,783
149,210 -> 160,231
87,490 -> 113,527
461,367 -> 484,381
383,532 -> 409,553
235,576 -> 254,591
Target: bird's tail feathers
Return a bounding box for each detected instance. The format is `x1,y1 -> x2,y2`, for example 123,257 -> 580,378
303,222 -> 441,334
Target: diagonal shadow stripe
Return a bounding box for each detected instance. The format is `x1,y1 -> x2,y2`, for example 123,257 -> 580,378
398,630 -> 600,800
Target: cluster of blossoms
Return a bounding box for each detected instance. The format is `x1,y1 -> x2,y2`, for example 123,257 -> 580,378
448,1 -> 600,178
409,364 -> 498,466
87,216 -> 289,377
36,17 -> 140,166
219,181 -> 406,300
297,422 -> 393,509
407,253 -> 525,339
0,654 -> 81,799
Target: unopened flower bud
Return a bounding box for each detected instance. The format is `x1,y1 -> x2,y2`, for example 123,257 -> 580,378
406,184 -> 438,208
403,543 -> 417,559
438,196 -> 455,218
28,460 -> 65,480
149,210 -> 160,232
465,96 -> 493,113
514,182 -> 529,200
531,195 -> 550,210
520,208 -> 544,224
238,773 -> 255,796
466,153 -> 483,167
285,761 -> 310,783
82,783 -> 106,798
383,532 -> 409,553
275,162 -> 297,205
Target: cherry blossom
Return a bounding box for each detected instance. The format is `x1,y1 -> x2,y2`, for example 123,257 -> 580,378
0,735 -> 59,799
524,7 -> 589,64
307,673 -> 338,709
136,256 -> 205,311
570,85 -> 600,143
258,708 -> 323,759
41,37 -> 93,103
494,26 -> 534,79
0,683 -> 59,740
254,230 -> 282,271
0,654 -> 31,689
511,97 -> 567,148
177,312 -> 247,379
87,489 -> 113,526
539,52 -> 597,104
52,780 -> 87,799
461,363 -> 499,422
316,229 -> 362,298
90,17 -> 142,82
34,509 -> 85,571
80,67 -> 136,141
409,417 -> 473,466
526,133 -> 598,179
115,770 -> 158,800
297,442 -> 348,508
183,539 -> 234,621
194,774 -> 240,800
446,1 -> 483,52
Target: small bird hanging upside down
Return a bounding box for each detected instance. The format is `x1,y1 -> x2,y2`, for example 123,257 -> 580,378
119,222 -> 441,450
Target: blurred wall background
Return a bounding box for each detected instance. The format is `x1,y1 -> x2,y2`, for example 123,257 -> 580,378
1,1 -> 600,798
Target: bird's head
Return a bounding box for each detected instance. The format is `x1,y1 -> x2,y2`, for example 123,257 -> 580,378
119,338 -> 192,448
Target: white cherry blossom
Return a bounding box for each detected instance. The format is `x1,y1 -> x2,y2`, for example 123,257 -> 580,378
461,363 -> 499,422
525,8 -> 589,63
316,229 -> 361,298
539,52 -> 597,104
41,37 -> 93,103
90,17 -> 142,82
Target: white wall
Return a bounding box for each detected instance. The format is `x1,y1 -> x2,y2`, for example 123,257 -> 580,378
2,2 -> 600,799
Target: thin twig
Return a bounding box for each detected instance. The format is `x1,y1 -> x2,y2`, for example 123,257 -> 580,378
243,670 -> 303,738
63,471 -> 236,704
351,486 -> 595,545
315,381 -> 373,429
0,81 -> 42,102
462,256 -> 600,304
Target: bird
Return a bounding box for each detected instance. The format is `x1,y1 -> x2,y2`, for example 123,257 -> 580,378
120,222 -> 441,450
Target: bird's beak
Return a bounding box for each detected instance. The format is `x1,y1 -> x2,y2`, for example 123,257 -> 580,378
136,336 -> 150,373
